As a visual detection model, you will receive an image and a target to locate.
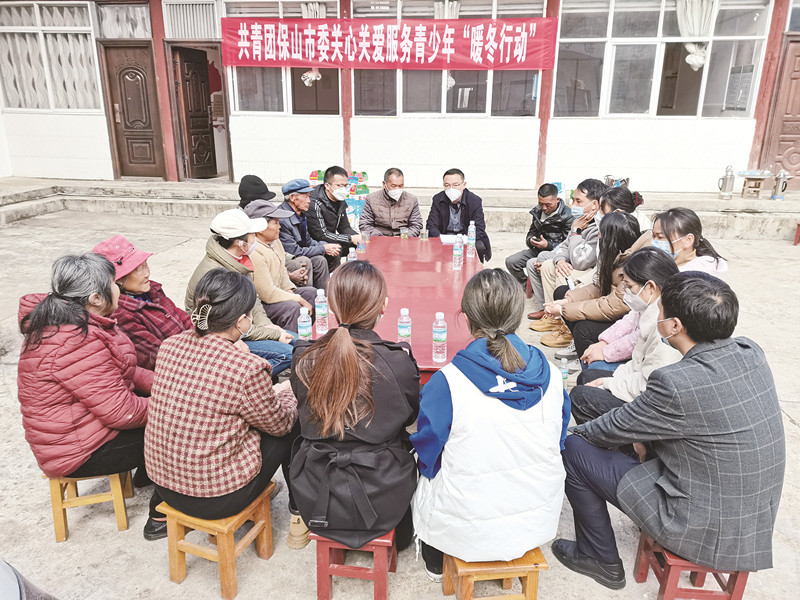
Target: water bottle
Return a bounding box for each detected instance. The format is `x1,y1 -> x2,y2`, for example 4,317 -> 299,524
452,236 -> 464,271
466,221 -> 476,259
298,307 -> 312,341
560,358 -> 569,383
315,289 -> 328,336
432,312 -> 447,363
397,308 -> 411,343
347,248 -> 357,262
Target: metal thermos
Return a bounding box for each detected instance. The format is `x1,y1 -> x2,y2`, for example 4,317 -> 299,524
718,165 -> 735,200
771,170 -> 793,200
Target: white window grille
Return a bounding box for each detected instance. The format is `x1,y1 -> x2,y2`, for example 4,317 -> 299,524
163,0 -> 220,39
97,4 -> 152,39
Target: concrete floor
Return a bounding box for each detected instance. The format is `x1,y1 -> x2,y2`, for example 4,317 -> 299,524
0,210 -> 798,600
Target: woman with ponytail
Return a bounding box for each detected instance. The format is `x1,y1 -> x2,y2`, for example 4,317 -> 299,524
289,261 -> 420,551
411,269 -> 569,582
652,207 -> 728,277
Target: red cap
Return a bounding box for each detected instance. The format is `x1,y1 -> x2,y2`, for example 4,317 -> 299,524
92,235 -> 152,281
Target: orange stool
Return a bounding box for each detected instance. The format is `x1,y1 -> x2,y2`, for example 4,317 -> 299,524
635,532 -> 750,600
157,480 -> 276,600
442,547 -> 549,600
310,529 -> 397,600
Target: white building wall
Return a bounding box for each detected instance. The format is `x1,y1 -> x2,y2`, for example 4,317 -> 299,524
350,117 -> 540,188
546,119 -> 756,193
1,113 -> 114,180
0,114 -> 11,178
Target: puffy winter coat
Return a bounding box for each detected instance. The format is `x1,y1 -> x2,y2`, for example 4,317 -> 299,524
17,293 -> 151,477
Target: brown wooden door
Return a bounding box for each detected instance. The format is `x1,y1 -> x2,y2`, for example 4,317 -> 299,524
763,38 -> 800,189
103,44 -> 165,178
174,47 -> 216,179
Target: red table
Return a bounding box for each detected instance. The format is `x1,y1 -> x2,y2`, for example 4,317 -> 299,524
336,236 -> 482,382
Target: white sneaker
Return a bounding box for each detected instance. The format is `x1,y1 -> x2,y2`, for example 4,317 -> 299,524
567,360 -> 581,373
555,342 -> 577,360
425,568 -> 443,583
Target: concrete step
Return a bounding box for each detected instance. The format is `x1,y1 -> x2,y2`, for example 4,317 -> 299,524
0,196 -> 65,227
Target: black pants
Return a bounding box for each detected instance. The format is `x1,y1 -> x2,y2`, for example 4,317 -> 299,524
66,428 -> 162,519
155,424 -> 300,521
394,507 -> 414,552
553,286 -> 616,356
562,435 -> 639,563
570,369 -> 624,425
262,286 -> 318,330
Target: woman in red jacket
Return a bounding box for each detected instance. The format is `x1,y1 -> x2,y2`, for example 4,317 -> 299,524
93,235 -> 192,371
18,253 -> 165,540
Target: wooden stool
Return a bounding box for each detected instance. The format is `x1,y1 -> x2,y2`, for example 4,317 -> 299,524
310,529 -> 397,600
48,470 -> 133,542
442,547 -> 549,600
741,177 -> 766,198
525,278 -> 532,299
157,480 -> 276,600
635,532 -> 750,600
793,223 -> 799,246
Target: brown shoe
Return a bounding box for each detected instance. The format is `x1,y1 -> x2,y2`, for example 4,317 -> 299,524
530,315 -> 561,332
527,310 -> 545,320
541,324 -> 574,348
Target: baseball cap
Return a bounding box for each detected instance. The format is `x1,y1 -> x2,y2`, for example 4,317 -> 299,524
210,209 -> 268,239
93,235 -> 152,281
243,200 -> 294,220
282,178 -> 314,195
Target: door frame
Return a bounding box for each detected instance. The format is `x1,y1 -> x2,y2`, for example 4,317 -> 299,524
760,32 -> 800,174
165,40 -> 234,182
97,39 -> 166,180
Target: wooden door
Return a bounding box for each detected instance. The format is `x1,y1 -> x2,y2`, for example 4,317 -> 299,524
174,47 -> 216,179
102,44 -> 165,178
763,39 -> 800,189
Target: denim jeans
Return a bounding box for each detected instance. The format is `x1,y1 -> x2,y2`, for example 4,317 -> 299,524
581,359 -> 623,371
245,333 -> 295,374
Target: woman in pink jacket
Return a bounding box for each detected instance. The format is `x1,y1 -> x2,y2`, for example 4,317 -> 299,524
17,253 -> 165,540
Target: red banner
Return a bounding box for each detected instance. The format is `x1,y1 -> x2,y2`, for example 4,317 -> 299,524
222,18 -> 557,71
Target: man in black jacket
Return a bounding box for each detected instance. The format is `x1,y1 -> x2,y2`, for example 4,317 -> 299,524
426,168 -> 492,262
505,183 -> 574,285
307,165 -> 363,271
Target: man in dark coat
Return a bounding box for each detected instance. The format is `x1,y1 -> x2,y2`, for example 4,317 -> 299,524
426,168 -> 491,262
552,272 -> 785,590
505,183 -> 574,285
307,165 -> 362,271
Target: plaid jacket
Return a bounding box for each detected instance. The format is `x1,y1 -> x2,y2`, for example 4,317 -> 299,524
575,337 -> 785,571
145,330 -> 297,497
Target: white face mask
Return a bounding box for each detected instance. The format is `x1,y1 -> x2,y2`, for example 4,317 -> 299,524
242,238 -> 258,256
623,283 -> 651,313
445,188 -> 462,202
386,188 -> 403,201
236,315 -> 253,339
331,186 -> 348,202
594,212 -> 604,227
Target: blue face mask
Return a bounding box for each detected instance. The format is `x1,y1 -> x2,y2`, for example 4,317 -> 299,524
652,239 -> 677,258
570,206 -> 584,217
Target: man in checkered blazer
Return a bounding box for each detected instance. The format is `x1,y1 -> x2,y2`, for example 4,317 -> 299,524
552,271 -> 785,590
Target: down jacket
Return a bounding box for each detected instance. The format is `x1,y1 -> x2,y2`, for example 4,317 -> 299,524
17,294 -> 151,477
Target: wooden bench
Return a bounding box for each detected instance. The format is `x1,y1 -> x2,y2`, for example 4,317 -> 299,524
157,480 -> 276,600
48,471 -> 133,542
442,547 -> 549,600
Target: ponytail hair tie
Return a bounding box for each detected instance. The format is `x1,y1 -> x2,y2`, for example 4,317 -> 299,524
339,323 -> 352,330
632,191 -> 644,206
191,303 -> 213,331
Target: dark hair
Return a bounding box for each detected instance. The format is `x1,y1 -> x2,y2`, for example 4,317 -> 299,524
597,212 -> 641,296
324,165 -> 348,184
296,261 -> 387,440
383,167 -> 403,182
660,272 -> 738,342
214,233 -> 250,250
461,270 -> 526,373
576,178 -> 608,201
443,168 -> 465,180
654,207 -> 725,263
21,253 -> 117,351
600,187 -> 644,213
538,183 -> 558,199
621,247 -> 680,290
191,269 -> 256,336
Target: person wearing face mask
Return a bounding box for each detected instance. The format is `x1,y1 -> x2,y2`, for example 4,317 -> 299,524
93,235 -> 192,371
359,167 -> 423,237
554,272 -> 784,591
307,165 -> 363,271
651,208 -> 728,277
505,183 -> 574,286
570,248 -> 681,425
146,269 -> 300,534
186,209 -> 295,375
426,168 -> 492,262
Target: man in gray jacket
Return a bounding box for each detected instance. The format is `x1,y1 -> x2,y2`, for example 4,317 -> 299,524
553,272 -> 785,589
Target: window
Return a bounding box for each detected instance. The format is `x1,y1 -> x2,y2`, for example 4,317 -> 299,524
492,70 -> 538,116
291,67 -> 339,114
0,2 -> 100,110
554,42 -> 604,116
612,0 -> 660,37
354,69 -> 396,115
609,44 -> 656,113
496,0 -> 545,18
714,0 -> 769,37
236,68 -> 284,111
657,43 -> 703,116
791,1 -> 800,31
561,0 -> 611,39
403,70 -> 442,112
702,40 -> 762,116
447,70 -> 488,113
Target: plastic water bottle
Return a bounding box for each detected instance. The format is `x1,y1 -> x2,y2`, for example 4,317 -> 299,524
315,289 -> 328,336
560,358 -> 569,383
466,221 -> 476,259
432,312 -> 447,363
347,248 -> 357,262
397,308 -> 411,343
298,307 -> 312,341
452,236 -> 464,271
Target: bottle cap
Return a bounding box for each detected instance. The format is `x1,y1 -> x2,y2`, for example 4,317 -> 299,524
316,289 -> 325,297
561,358 -> 567,364
400,308 -> 409,316
470,220 -> 475,225
300,307 -> 309,315
435,312 -> 444,320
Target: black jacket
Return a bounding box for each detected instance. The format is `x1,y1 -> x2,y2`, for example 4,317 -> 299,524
426,189 -> 492,262
525,199 -> 574,251
307,184 -> 358,247
289,329 -> 420,549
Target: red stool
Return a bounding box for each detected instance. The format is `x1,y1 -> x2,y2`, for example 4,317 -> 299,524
635,532 -> 750,600
310,529 -> 397,600
794,223 -> 799,246
526,278 -> 533,299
